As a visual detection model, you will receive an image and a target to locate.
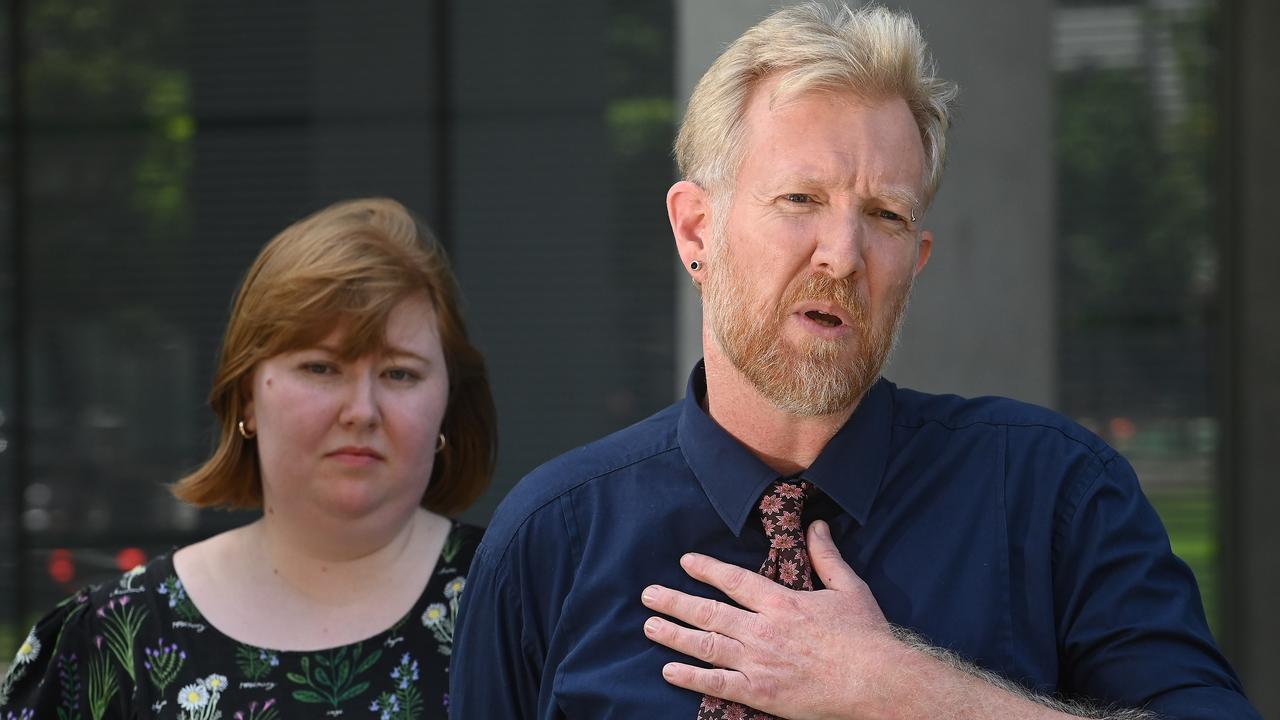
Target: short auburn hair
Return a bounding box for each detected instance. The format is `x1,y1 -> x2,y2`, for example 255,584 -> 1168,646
172,197 -> 496,515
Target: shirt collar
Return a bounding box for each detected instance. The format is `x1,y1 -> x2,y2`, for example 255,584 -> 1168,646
677,361 -> 893,536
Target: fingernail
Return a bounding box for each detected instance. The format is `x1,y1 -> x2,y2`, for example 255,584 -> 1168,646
644,617 -> 661,634
680,552 -> 698,565
641,586 -> 659,604
662,663 -> 677,679
812,520 -> 829,540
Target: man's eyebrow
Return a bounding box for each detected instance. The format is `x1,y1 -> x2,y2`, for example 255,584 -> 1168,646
770,172 -> 830,189
878,186 -> 922,209
770,174 -> 920,205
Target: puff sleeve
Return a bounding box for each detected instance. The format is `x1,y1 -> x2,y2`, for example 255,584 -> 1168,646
0,589 -> 136,719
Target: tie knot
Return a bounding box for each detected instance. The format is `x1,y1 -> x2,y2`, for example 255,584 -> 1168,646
758,479 -> 812,541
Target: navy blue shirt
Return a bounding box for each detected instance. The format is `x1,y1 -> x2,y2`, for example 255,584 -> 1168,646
452,365 -> 1256,719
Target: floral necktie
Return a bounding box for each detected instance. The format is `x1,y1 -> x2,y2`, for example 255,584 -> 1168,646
696,479 -> 815,719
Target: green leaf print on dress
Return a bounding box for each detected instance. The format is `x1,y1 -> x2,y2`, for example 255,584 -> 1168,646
234,645 -> 279,681
286,643 -> 382,712
175,673 -> 228,720
421,575 -> 465,656
57,652 -> 82,720
97,596 -> 147,682
439,531 -> 463,565
86,655 -> 118,720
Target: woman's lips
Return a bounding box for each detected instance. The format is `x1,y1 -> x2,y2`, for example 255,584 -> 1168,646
326,447 -> 384,466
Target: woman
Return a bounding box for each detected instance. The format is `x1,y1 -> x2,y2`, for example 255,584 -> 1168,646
0,197 -> 496,719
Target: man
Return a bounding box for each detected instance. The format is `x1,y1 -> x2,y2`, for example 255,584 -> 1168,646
451,3 -> 1258,718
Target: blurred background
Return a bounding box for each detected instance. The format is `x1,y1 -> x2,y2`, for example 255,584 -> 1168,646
1,0 -> 1275,712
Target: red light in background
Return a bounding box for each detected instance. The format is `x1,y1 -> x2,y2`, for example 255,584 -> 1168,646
48,549 -> 75,584
1108,416 -> 1138,442
116,547 -> 147,572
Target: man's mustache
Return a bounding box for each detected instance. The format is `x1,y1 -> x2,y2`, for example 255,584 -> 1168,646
780,273 -> 868,330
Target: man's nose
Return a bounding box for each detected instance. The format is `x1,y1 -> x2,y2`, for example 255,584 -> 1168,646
811,211 -> 866,279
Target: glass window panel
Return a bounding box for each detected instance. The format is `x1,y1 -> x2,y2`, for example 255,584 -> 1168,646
452,0 -> 675,521
1054,0 -> 1222,625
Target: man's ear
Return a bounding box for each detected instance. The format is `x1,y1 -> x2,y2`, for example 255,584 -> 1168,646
667,180 -> 712,283
914,229 -> 933,276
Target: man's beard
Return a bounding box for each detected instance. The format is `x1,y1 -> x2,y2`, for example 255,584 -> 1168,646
703,237 -> 914,417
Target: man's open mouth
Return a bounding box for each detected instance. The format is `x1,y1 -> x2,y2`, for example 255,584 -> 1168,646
805,310 -> 843,328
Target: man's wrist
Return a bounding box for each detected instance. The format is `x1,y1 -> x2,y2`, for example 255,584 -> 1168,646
832,630 -> 927,720
853,629 -> 1078,720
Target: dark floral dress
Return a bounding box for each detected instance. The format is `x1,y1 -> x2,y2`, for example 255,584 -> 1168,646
0,521 -> 481,720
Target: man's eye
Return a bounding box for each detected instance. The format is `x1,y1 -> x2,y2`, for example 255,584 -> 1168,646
877,209 -> 906,222
782,193 -> 814,204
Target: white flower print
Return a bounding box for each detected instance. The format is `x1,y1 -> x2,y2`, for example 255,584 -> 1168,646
443,576 -> 465,600
422,603 -> 447,628
174,672 -> 228,719
12,631 -> 39,666
204,673 -> 228,693
177,681 -> 209,710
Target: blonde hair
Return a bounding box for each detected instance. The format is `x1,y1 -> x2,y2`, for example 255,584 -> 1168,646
173,198 -> 496,515
675,1 -> 958,205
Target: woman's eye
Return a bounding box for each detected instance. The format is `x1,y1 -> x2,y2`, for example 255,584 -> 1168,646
302,362 -> 335,375
385,368 -> 420,382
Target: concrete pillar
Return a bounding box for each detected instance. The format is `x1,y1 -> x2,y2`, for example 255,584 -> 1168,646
1221,0 -> 1280,711
673,0 -> 778,393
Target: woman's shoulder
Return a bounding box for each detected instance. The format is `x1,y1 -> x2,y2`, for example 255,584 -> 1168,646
0,589 -> 88,713
0,552 -> 179,714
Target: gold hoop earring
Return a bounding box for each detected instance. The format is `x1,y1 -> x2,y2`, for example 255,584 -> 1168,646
238,420 -> 256,440
435,433 -> 447,453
